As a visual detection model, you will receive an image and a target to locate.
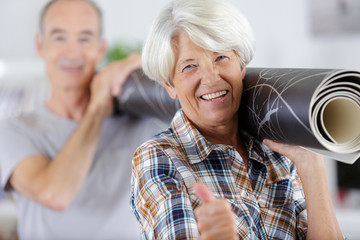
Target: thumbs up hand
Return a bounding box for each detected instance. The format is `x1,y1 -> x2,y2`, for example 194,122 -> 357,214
194,183 -> 238,240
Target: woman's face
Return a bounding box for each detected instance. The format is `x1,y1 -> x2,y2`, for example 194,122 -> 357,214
163,31 -> 246,130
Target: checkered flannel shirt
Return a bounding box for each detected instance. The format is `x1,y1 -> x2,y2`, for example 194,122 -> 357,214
131,110 -> 307,239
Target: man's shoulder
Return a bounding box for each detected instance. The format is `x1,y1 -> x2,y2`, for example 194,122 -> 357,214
0,107 -> 66,146
0,111 -> 38,133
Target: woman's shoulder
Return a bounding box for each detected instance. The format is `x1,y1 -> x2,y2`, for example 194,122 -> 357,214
135,127 -> 183,155
132,127 -> 189,168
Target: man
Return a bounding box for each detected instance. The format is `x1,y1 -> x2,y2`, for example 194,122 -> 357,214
0,0 -> 164,239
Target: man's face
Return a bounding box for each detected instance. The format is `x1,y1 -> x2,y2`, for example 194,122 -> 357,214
36,0 -> 106,92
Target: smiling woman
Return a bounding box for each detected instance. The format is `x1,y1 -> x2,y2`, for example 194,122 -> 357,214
162,32 -> 245,142
130,0 -> 344,239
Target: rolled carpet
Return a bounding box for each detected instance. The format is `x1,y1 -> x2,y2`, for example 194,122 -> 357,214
117,68 -> 360,164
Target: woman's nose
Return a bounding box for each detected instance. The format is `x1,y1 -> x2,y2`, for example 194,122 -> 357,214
200,64 -> 219,85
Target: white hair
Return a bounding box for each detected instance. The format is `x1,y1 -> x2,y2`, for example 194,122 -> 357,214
142,0 -> 256,84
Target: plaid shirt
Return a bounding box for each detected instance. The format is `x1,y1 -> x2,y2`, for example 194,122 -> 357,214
131,110 -> 307,240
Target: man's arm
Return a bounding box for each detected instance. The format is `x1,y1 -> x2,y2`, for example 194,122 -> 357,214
9,54 -> 142,211
9,104 -> 107,210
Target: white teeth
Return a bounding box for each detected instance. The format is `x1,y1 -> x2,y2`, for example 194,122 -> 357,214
201,90 -> 227,100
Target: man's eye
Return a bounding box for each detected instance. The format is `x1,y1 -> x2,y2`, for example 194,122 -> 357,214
79,37 -> 90,43
182,64 -> 196,72
54,36 -> 65,42
215,55 -> 228,62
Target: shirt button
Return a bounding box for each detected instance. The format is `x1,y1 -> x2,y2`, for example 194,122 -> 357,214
241,191 -> 250,199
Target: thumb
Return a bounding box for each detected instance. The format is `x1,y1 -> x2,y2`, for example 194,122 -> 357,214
194,182 -> 215,203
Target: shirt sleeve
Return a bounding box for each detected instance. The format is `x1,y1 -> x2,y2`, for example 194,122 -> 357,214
131,145 -> 200,240
290,163 -> 308,239
0,119 -> 39,191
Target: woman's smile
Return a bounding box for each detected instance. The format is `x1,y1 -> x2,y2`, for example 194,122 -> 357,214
200,90 -> 229,101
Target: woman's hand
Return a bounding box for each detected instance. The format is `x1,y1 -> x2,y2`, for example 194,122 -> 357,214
262,139 -> 324,175
194,183 -> 238,240
263,139 -> 344,240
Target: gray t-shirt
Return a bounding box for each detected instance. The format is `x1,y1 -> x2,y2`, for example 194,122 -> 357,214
0,105 -> 166,240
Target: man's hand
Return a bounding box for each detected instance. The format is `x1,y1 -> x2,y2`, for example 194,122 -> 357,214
89,52 -> 142,117
194,183 -> 238,240
101,52 -> 142,96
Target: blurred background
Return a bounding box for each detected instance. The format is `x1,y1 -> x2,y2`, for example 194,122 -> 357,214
0,0 -> 360,239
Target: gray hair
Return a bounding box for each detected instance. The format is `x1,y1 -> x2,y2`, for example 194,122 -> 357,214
142,0 -> 256,84
39,0 -> 103,36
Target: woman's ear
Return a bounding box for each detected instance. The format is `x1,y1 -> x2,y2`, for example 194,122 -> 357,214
162,81 -> 178,99
241,66 -> 246,80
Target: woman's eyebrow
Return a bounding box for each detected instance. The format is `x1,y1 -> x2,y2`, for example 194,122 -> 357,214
178,58 -> 195,66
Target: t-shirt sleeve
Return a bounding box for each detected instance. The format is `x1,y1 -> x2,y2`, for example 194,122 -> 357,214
0,118 -> 40,191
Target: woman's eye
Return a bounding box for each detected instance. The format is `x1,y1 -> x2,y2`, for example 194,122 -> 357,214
215,55 -> 229,62
182,64 -> 196,72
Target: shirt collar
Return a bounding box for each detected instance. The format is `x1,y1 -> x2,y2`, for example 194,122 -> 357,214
242,131 -> 293,184
241,131 -> 267,165
170,110 -> 291,184
171,110 -> 233,164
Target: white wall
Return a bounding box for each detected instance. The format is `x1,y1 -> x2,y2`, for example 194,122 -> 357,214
2,0 -> 360,74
